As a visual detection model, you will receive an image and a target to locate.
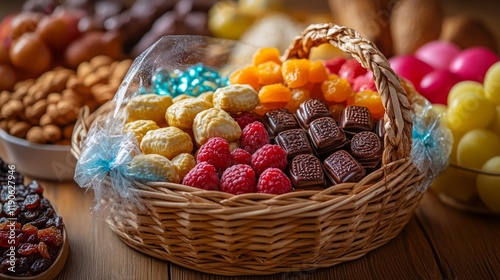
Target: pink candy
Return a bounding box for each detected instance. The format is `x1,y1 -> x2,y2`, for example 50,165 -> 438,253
449,47 -> 499,83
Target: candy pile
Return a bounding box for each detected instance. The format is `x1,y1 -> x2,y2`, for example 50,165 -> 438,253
432,61 -> 500,212
0,178 -> 65,277
230,47 -> 384,119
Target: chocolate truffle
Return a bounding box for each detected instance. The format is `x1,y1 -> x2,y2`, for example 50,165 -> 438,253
323,150 -> 366,185
308,117 -> 348,157
289,154 -> 327,189
296,98 -> 332,129
275,129 -> 312,159
349,131 -> 383,169
263,108 -> 299,139
339,105 -> 373,134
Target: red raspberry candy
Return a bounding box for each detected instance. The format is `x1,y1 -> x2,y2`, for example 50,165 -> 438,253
232,112 -> 259,130
182,162 -> 219,191
220,164 -> 256,194
339,59 -> 367,84
240,121 -> 270,154
257,168 -> 292,194
324,57 -> 347,75
197,137 -> 231,172
231,148 -> 252,165
251,144 -> 287,175
352,75 -> 377,92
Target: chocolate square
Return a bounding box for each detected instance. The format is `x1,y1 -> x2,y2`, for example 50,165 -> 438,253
263,108 -> 299,138
275,129 -> 312,159
339,106 -> 373,133
289,154 -> 327,189
296,98 -> 332,129
349,131 -> 382,169
323,150 -> 366,185
308,117 -> 347,156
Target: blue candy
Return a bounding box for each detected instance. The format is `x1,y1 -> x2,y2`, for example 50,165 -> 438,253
151,64 -> 228,98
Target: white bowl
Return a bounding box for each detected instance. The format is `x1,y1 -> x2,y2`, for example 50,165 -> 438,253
0,128 -> 76,181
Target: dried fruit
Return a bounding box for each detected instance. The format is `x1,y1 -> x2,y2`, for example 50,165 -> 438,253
258,84 -> 292,103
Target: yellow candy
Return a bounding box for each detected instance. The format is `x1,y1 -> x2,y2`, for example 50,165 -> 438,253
171,153 -> 196,181
124,120 -> 160,143
125,94 -> 172,124
129,154 -> 180,183
166,98 -> 212,129
193,108 -> 242,146
140,127 -> 193,159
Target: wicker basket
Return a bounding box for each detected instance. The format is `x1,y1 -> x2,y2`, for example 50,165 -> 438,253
71,23 -> 425,276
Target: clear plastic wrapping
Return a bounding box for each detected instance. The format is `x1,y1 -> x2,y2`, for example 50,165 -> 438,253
410,95 -> 453,192
74,36 -> 255,210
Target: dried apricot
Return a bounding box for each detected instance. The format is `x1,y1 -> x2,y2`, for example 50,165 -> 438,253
282,59 -> 310,88
229,66 -> 259,90
253,102 -> 287,116
257,61 -> 283,85
321,75 -> 352,103
258,84 -> 292,103
347,90 -> 385,120
286,87 -> 311,113
308,60 -> 328,83
253,47 -> 282,66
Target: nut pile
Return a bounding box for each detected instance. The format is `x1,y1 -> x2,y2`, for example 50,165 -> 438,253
0,56 -> 132,145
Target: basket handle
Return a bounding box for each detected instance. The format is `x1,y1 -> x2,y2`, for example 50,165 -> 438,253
282,23 -> 412,164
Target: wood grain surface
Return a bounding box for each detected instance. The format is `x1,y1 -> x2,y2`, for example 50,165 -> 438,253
31,180 -> 499,280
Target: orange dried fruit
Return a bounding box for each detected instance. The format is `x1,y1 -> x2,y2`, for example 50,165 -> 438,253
308,60 -> 328,83
347,90 -> 385,120
328,102 -> 346,121
258,83 -> 292,103
253,102 -> 287,116
257,61 -> 283,85
229,66 -> 259,90
282,59 -> 310,88
321,75 -> 352,103
253,47 -> 282,66
286,87 -> 311,113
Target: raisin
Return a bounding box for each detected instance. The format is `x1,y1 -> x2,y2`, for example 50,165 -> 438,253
37,227 -> 63,248
28,215 -> 48,228
16,232 -> 29,243
22,224 -> 38,235
38,242 -> 50,259
4,201 -> 20,218
45,216 -> 64,230
27,181 -> 43,195
24,209 -> 40,221
0,231 -> 11,248
23,194 -> 40,209
30,258 -> 52,274
0,257 -> 18,274
39,198 -> 51,210
0,188 -> 9,203
27,234 -> 37,243
17,257 -> 29,273
18,243 -> 39,255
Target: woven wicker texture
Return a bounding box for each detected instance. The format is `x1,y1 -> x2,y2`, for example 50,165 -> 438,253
71,24 -> 425,276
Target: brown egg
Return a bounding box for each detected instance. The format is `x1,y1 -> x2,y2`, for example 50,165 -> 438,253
0,64 -> 17,90
9,33 -> 52,74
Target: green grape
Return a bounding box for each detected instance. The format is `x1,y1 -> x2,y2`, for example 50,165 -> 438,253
446,92 -> 495,135
484,62 -> 500,106
477,156 -> 500,212
457,129 -> 500,170
431,167 -> 477,202
488,106 -> 500,136
447,81 -> 485,105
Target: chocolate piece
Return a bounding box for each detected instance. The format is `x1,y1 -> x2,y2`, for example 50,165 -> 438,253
323,150 -> 366,185
289,154 -> 327,189
308,117 -> 347,156
275,129 -> 312,159
339,106 -> 373,133
296,98 -> 332,129
263,108 -> 299,138
349,131 -> 382,169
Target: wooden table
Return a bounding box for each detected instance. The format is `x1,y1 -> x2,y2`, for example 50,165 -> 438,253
34,179 -> 499,280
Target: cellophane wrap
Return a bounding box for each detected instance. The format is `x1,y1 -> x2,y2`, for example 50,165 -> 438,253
74,36 -> 255,211
410,95 -> 453,192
